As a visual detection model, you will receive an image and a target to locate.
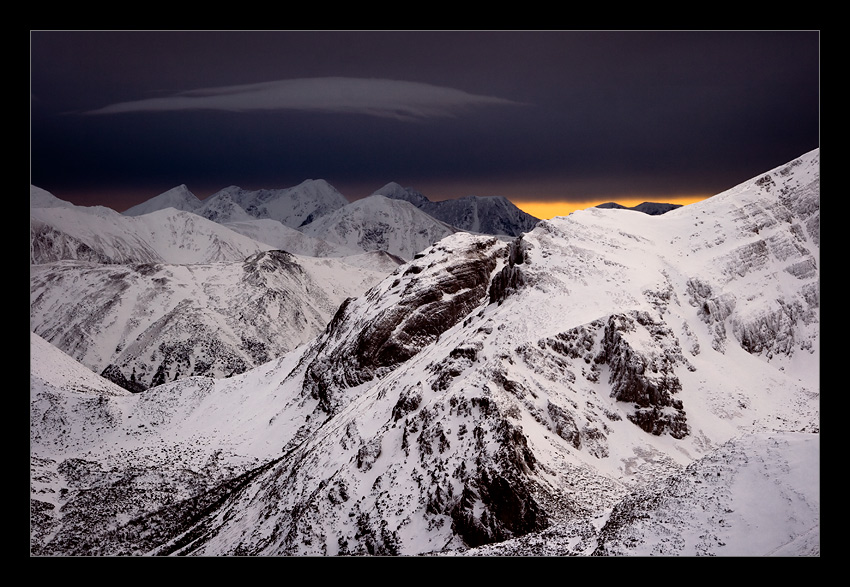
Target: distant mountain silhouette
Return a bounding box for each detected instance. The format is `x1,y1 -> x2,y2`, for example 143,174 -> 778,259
596,201 -> 682,215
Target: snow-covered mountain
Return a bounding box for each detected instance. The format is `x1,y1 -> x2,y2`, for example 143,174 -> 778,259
375,182 -> 540,236
117,179 -> 539,259
31,250 -> 399,392
30,149 -> 819,556
298,194 -> 461,260
196,180 -> 349,228
122,184 -> 202,217
31,196 -> 274,265
192,188 -> 254,224
596,201 -> 683,215
30,190 -> 403,391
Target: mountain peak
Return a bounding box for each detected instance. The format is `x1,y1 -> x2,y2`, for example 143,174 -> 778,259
373,182 -> 431,207
123,184 -> 202,217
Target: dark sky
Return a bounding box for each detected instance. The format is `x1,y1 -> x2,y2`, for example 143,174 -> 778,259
30,30 -> 820,217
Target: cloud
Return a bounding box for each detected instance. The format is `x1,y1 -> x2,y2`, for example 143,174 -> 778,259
84,77 -> 523,121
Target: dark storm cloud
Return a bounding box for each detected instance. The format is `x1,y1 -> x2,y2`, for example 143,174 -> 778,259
30,30 -> 820,211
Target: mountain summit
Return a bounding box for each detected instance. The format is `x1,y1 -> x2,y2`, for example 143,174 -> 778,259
122,184 -> 202,216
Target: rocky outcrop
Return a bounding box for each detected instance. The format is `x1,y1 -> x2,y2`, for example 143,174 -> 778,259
489,236 -> 526,305
302,236 -> 503,414
448,449 -> 548,547
397,389 -> 549,549
686,278 -> 736,353
533,311 -> 690,440
596,312 -> 689,439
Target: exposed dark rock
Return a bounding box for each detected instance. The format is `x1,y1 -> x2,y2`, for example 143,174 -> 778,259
303,238 -> 501,414
542,321 -> 602,362
686,278 -> 736,353
100,364 -> 147,393
430,342 -> 483,392
241,250 -> 303,286
448,421 -> 548,548
391,386 -> 423,421
595,312 -> 689,439
355,437 -> 383,471
489,237 -> 527,305
450,468 -> 547,548
547,401 -> 582,449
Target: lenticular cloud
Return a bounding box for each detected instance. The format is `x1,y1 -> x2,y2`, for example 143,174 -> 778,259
85,77 -> 522,121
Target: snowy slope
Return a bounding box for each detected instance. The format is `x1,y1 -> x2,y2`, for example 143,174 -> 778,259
451,431 -> 818,556
221,217 -> 363,258
30,149 -> 819,556
31,198 -> 276,265
30,185 -> 75,209
31,249 -> 398,392
31,331 -> 131,399
30,330 -> 271,554
592,431 -> 819,556
376,181 -> 540,236
299,194 -> 460,260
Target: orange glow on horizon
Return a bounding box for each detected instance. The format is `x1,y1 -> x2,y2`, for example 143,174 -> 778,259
514,195 -> 712,220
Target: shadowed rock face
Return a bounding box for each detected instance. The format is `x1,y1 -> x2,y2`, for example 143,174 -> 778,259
447,418 -> 548,548
358,257 -> 495,367
303,236 -> 503,414
241,249 -> 304,286
597,312 -> 689,439
489,237 -> 526,305
537,311 -> 691,440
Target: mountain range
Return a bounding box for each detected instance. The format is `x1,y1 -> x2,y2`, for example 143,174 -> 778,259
30,179 -> 537,392
30,151 -> 819,556
374,182 -> 540,236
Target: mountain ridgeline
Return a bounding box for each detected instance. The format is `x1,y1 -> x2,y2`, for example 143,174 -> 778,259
30,153 -> 819,556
